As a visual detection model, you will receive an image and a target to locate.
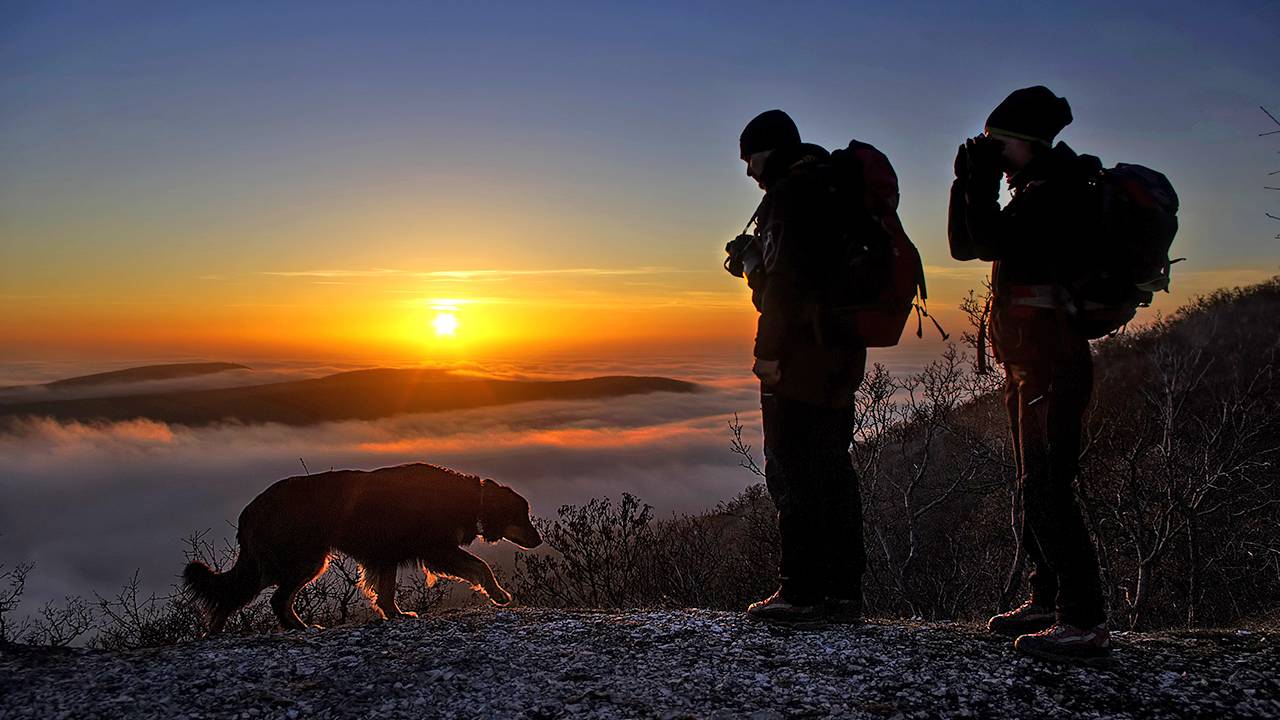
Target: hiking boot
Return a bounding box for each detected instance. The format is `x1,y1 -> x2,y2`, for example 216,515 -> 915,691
824,597 -> 863,625
987,599 -> 1055,638
1014,622 -> 1111,664
746,590 -> 825,626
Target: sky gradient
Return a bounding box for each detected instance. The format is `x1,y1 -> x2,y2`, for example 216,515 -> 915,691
3,0 -> 1278,363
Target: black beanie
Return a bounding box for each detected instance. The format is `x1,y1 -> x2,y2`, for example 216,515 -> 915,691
739,109 -> 800,159
984,86 -> 1072,146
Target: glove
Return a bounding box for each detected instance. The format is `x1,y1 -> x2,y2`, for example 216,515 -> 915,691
964,135 -> 1005,179
752,357 -> 782,385
953,142 -> 969,180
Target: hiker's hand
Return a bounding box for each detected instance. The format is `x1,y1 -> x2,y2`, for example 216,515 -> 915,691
752,358 -> 782,385
965,135 -> 1004,177
953,143 -> 969,179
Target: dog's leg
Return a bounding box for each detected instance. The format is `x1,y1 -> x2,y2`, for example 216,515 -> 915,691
372,564 -> 416,619
271,583 -> 309,630
432,548 -> 512,606
355,563 -> 386,620
272,554 -> 328,631
209,608 -> 232,635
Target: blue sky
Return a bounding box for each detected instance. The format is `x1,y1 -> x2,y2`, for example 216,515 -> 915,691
1,0 -> 1278,358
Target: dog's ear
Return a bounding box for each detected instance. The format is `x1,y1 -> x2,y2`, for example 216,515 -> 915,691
478,480 -> 522,541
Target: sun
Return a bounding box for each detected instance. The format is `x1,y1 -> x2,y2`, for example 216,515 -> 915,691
432,311 -> 460,336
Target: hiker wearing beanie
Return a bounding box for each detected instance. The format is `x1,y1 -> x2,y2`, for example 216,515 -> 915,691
730,109 -> 869,625
949,86 -> 1111,662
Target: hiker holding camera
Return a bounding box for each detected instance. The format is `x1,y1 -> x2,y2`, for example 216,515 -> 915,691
726,110 -> 868,626
948,86 -> 1112,662
727,110 -> 928,626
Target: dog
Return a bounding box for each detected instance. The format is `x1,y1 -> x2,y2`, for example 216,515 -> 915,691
183,462 -> 542,634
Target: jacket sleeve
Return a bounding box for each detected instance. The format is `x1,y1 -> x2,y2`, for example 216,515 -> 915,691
947,178 -> 979,260
954,169 -> 1079,265
950,170 -> 1013,262
753,189 -> 807,361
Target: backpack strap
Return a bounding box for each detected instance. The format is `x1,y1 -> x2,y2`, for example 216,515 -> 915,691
1007,283 -> 1111,312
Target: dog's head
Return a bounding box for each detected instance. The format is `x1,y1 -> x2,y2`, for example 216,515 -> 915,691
480,480 -> 543,549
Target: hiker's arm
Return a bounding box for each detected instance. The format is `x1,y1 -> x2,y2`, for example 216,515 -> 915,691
948,141 -> 1005,261
754,192 -> 805,363
956,161 -> 1014,261
948,177 -> 979,260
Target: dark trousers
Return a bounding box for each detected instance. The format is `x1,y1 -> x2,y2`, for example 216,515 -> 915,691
761,390 -> 865,605
1002,326 -> 1106,628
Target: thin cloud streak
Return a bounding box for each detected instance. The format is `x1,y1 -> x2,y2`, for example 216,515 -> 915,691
355,417 -> 721,454
260,267 -> 699,280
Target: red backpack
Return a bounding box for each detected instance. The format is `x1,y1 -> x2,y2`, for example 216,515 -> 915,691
826,140 -> 941,347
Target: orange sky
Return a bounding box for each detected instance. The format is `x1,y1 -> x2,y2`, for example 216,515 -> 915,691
3,254 -> 1272,365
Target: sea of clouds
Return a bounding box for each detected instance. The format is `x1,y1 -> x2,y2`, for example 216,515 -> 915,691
0,353 -> 772,612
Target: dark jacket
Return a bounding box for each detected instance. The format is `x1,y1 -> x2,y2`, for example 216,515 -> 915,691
751,143 -> 866,407
948,141 -> 1098,293
948,142 -> 1100,363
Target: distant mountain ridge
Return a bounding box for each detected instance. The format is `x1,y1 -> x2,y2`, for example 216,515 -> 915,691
0,362 -> 251,393
0,368 -> 698,428
42,362 -> 251,388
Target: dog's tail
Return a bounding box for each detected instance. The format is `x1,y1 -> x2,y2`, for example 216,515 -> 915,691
183,550 -> 261,626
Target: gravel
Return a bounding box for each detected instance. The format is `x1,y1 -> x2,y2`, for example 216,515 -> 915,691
2,609 -> 1277,719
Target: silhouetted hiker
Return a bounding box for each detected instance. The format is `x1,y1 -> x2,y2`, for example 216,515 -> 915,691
948,86 -> 1111,662
725,110 -> 872,625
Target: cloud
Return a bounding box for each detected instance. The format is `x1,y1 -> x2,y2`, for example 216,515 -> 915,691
259,268 -> 404,278
0,372 -> 763,614
259,267 -> 696,280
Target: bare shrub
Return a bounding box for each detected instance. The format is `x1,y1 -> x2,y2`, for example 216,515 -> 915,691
510,494 -> 658,607
23,596 -> 95,647
1083,281 -> 1280,629
0,561 -> 34,643
509,486 -> 780,610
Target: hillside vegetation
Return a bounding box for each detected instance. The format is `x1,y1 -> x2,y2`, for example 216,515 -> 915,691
512,278 -> 1280,631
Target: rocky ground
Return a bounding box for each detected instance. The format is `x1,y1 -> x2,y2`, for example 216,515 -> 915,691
1,608 -> 1276,719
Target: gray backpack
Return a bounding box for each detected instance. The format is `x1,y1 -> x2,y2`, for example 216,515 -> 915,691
1073,158 -> 1181,338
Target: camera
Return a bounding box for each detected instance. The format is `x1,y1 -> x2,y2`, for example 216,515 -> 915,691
969,134 -> 1005,154
965,134 -> 1006,173
724,233 -> 764,284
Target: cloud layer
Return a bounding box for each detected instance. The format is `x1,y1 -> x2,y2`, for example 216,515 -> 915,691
0,359 -> 764,613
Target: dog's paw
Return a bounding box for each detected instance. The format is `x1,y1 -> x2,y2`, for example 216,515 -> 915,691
489,588 -> 513,606
395,611 -> 418,619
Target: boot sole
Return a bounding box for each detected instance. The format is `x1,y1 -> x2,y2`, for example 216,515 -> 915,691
746,613 -> 828,630
824,614 -> 864,626
1015,643 -> 1113,667
988,621 -> 1054,639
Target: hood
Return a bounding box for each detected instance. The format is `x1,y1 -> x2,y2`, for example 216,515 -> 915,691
1008,140 -> 1081,191
760,142 -> 830,191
